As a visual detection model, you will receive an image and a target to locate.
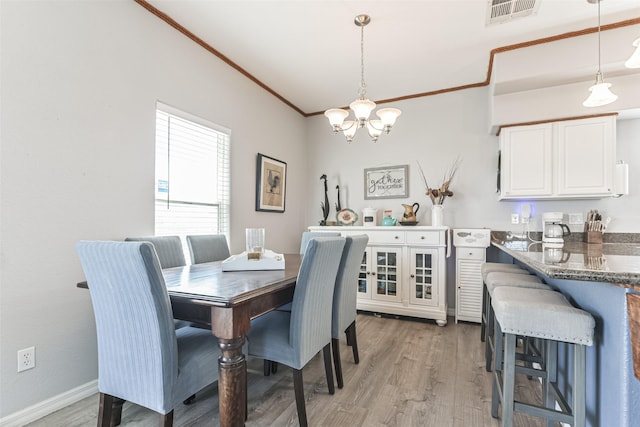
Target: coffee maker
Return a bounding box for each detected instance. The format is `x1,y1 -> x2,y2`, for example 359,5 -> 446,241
542,212 -> 571,247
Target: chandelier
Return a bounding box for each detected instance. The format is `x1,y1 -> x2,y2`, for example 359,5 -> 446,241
583,0 -> 618,107
324,14 -> 401,142
624,37 -> 640,68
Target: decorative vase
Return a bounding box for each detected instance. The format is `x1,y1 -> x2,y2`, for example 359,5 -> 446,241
431,205 -> 444,226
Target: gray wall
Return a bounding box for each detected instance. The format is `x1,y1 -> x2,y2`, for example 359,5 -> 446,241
0,1 -> 307,418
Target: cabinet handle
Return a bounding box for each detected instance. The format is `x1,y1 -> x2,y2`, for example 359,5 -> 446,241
394,235 -> 399,239
421,236 -> 425,240
410,274 -> 415,278
468,252 -> 473,256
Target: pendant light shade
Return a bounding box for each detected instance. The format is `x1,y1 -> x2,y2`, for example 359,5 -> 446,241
625,37 -> 640,68
583,0 -> 617,108
324,14 -> 401,142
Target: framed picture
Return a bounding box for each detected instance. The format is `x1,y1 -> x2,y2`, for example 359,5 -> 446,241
256,153 -> 287,212
364,164 -> 409,199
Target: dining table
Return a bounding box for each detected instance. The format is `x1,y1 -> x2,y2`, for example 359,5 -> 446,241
79,253 -> 302,427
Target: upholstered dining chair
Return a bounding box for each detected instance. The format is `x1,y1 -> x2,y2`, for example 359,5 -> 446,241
331,234 -> 369,389
247,237 -> 346,427
299,231 -> 341,255
124,235 -> 186,269
76,240 -> 221,426
186,234 -> 231,264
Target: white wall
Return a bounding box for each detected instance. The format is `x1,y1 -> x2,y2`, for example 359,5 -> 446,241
0,1 -> 307,418
305,86 -> 640,321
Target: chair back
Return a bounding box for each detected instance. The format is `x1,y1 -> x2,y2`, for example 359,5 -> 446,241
76,241 -> 178,413
299,231 -> 341,254
290,237 -> 345,366
332,235 -> 369,338
124,236 -> 186,269
186,234 -> 231,264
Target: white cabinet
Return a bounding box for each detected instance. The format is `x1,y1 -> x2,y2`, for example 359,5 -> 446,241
455,247 -> 485,323
310,226 -> 449,326
453,228 -> 490,324
499,115 -> 616,200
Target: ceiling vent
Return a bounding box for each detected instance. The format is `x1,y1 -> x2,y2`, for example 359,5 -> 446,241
486,0 -> 541,25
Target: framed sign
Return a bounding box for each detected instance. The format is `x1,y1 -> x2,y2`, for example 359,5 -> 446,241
256,153 -> 287,212
364,165 -> 409,199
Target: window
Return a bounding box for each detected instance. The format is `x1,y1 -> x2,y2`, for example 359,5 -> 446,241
155,103 -> 230,245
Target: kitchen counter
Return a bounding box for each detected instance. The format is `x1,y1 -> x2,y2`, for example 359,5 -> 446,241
490,233 -> 640,427
491,238 -> 640,289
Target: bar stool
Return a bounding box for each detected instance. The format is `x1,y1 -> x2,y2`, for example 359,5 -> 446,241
484,271 -> 551,372
480,263 -> 531,342
491,286 -> 595,427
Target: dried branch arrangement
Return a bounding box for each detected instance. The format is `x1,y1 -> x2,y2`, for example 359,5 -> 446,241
417,156 -> 462,205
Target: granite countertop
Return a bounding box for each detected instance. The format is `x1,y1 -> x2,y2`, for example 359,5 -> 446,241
491,233 -> 640,289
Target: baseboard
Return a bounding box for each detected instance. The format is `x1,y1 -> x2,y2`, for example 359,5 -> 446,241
0,380 -> 98,427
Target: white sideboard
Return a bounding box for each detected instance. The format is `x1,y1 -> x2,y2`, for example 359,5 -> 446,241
308,226 -> 450,326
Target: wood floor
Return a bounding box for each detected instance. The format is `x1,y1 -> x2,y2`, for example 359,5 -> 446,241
27,313 -> 545,426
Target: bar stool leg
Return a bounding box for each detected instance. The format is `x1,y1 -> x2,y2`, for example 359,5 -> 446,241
486,299 -> 496,372
543,340 -> 557,427
481,283 -> 488,342
491,321 -> 502,419
501,333 -> 517,427
574,344 -> 587,427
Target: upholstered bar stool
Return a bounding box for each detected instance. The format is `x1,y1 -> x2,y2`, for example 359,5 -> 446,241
481,263 -> 531,342
491,286 -> 595,427
484,271 -> 551,372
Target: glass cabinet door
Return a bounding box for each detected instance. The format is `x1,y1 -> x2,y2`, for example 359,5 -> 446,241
409,248 -> 439,307
371,247 -> 402,303
356,248 -> 370,300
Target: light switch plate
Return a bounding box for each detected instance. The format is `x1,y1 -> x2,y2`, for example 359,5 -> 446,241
511,213 -> 519,224
569,213 -> 583,224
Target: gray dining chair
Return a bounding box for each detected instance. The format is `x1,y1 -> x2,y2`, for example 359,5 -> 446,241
299,231 -> 341,255
247,237 -> 346,427
124,235 -> 186,269
76,240 -> 221,426
186,234 -> 230,264
331,234 -> 369,389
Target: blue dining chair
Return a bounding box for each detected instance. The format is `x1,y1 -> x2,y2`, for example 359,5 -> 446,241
299,231 -> 341,255
247,237 -> 346,427
186,234 -> 231,264
331,234 -> 369,389
76,241 -> 221,426
124,235 -> 186,269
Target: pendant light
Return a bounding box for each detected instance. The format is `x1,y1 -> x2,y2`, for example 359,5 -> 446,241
324,15 -> 401,142
583,0 -> 618,107
625,37 -> 640,68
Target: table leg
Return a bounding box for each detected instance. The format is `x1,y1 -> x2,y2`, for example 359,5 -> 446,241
217,336 -> 247,427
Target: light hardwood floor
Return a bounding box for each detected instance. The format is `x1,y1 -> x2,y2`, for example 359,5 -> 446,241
27,313 -> 544,426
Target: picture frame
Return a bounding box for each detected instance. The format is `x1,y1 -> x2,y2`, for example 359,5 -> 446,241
364,164 -> 409,199
256,153 -> 287,212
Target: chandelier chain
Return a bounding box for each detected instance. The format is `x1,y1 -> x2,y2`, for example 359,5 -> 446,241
359,23 -> 367,99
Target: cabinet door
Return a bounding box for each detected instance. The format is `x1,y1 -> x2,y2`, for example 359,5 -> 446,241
456,258 -> 483,323
555,116 -> 615,197
370,247 -> 402,303
500,124 -> 553,198
356,248 -> 371,300
408,248 -> 440,307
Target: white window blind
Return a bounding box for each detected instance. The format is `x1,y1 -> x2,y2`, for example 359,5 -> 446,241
155,103 -> 230,244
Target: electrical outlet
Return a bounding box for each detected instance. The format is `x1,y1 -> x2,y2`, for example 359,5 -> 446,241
17,347 -> 35,372
511,213 -> 519,224
569,213 -> 584,224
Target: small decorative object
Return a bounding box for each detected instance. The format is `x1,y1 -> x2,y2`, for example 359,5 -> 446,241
335,185 -> 342,213
362,207 -> 377,227
401,203 -> 420,222
246,228 -> 265,260
417,157 -> 461,226
337,208 -> 358,226
320,174 -> 330,225
256,153 -> 287,212
417,157 -> 460,205
364,165 -> 408,199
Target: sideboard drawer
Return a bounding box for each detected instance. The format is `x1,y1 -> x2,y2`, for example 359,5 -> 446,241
367,230 -> 405,244
406,231 -> 442,245
456,247 -> 485,260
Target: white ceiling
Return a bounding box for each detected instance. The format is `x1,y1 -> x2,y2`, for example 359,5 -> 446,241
144,0 -> 640,115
